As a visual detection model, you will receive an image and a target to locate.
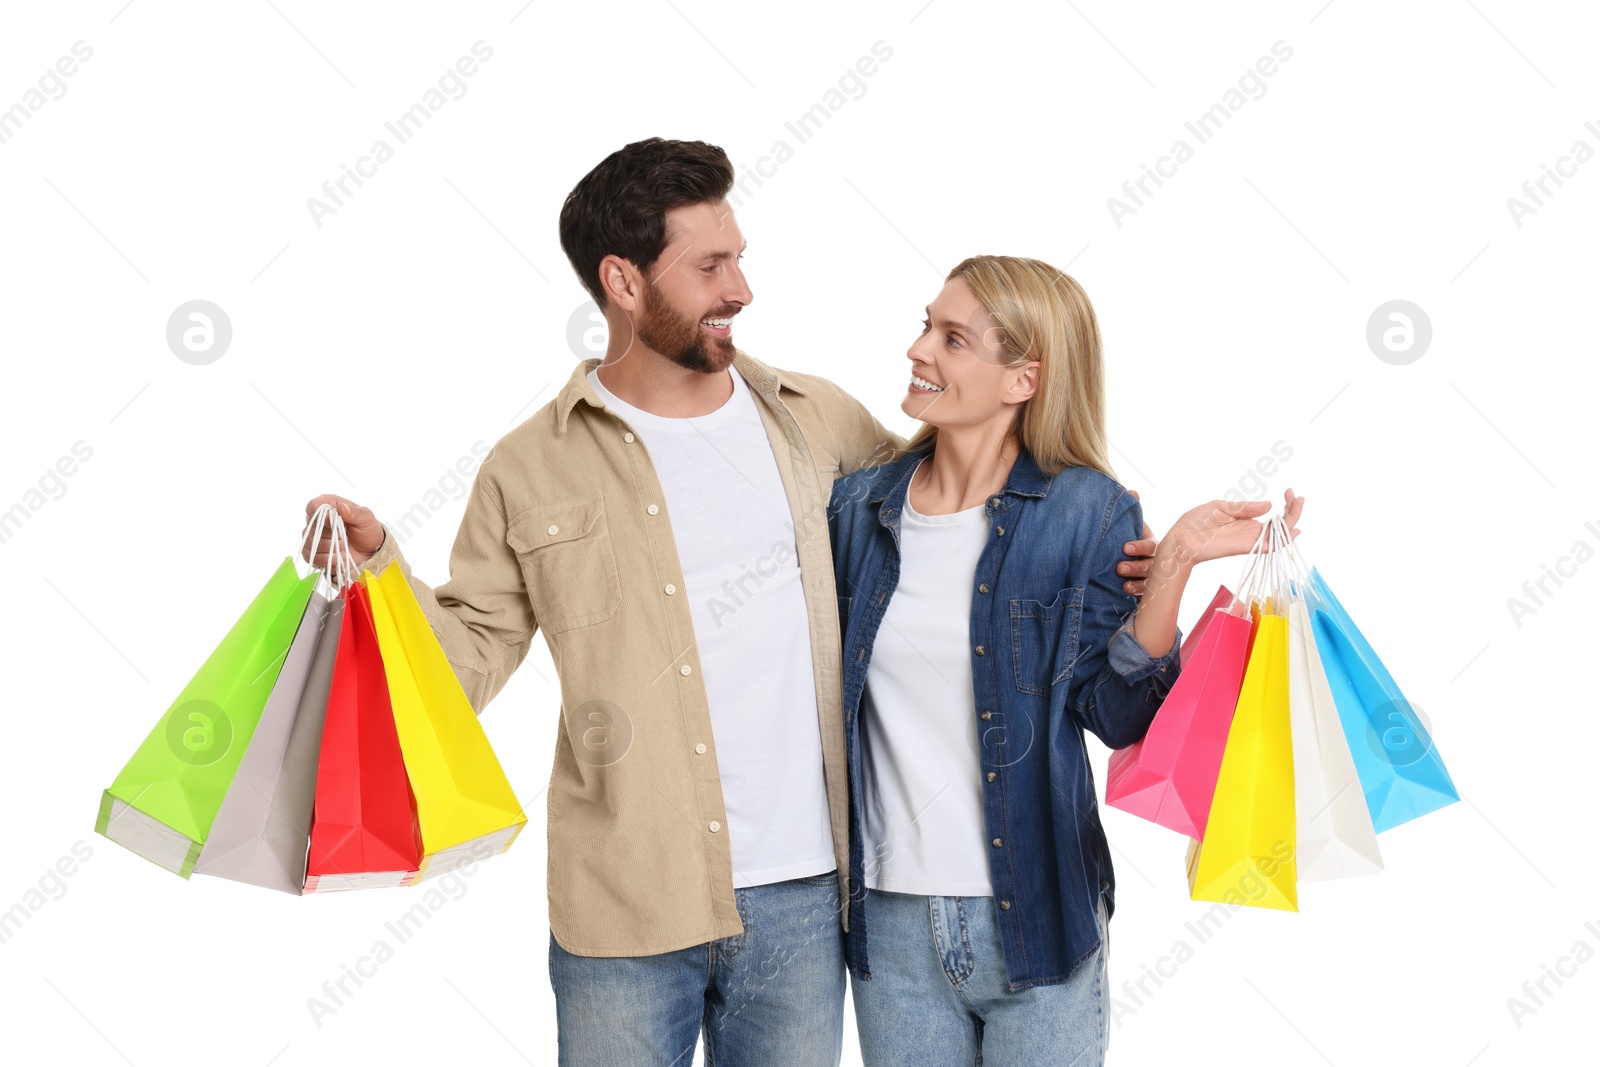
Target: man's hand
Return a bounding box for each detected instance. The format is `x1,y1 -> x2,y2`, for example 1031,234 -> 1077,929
304,495 -> 385,567
1117,489 -> 1159,596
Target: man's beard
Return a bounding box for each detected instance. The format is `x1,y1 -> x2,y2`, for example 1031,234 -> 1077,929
638,283 -> 736,374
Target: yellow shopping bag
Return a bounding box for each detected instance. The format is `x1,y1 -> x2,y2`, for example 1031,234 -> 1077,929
1185,610 -> 1297,911
362,562 -> 527,881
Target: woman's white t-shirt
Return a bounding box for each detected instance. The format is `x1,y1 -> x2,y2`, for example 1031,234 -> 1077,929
861,459 -> 995,896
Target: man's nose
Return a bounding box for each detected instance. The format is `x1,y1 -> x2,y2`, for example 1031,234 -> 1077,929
726,263 -> 753,308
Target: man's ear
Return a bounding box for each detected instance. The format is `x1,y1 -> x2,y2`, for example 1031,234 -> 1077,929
1007,361 -> 1041,405
599,254 -> 645,313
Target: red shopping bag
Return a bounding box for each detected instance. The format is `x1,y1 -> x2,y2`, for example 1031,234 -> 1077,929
304,581 -> 422,892
1105,605 -> 1254,838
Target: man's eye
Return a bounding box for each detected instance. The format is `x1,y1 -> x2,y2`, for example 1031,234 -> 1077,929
947,335 -> 962,348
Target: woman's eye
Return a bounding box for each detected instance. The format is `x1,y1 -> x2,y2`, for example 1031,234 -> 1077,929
947,335 -> 962,348
919,319 -> 930,333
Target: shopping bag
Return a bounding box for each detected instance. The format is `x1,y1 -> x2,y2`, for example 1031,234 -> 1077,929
1288,598 -> 1383,880
1186,609 -> 1297,911
363,562 -> 526,881
304,580 -> 422,892
1253,517 -> 1381,881
1179,584 -> 1235,667
192,592 -> 344,892
96,558 -> 319,877
196,503 -> 356,892
1105,604 -> 1252,838
1308,587 -> 1460,833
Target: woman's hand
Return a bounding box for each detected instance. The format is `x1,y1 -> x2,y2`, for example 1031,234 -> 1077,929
1128,489 -> 1302,658
1155,488 -> 1305,577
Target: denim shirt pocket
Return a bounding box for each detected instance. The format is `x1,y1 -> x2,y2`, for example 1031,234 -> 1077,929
1008,585 -> 1086,695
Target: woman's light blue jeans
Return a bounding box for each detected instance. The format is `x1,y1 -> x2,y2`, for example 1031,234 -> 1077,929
851,888 -> 1110,1066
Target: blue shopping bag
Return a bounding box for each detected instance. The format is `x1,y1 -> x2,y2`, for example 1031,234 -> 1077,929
1306,568 -> 1459,833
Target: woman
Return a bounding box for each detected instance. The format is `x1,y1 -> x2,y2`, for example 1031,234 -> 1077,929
826,255 -> 1302,1066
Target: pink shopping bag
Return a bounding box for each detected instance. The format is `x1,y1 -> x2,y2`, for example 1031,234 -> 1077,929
1105,605 -> 1254,839
1179,584 -> 1234,668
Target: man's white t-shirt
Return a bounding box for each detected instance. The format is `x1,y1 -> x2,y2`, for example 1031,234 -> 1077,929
588,365 -> 834,888
860,458 -> 995,896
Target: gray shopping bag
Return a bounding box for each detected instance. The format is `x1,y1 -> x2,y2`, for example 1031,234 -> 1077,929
192,589 -> 344,893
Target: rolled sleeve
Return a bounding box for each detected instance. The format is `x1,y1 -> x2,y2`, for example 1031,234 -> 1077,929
1108,622 -> 1182,684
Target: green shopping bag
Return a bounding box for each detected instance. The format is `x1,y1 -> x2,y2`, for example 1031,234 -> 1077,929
96,557 -> 319,877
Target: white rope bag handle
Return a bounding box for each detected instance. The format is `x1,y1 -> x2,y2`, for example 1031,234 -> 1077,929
1227,518 -> 1274,617
299,503 -> 358,598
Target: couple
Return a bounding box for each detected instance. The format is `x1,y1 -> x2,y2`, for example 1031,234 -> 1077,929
306,137 -> 1301,1066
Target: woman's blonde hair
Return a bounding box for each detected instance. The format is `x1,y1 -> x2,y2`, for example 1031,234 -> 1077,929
906,255 -> 1113,479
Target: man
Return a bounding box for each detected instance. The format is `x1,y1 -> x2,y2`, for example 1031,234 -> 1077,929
305,137 -> 1160,1066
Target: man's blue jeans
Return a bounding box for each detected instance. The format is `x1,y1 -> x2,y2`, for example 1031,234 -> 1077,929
548,871 -> 846,1066
850,888 -> 1110,1066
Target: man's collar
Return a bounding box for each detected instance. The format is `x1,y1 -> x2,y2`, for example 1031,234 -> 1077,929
553,348 -> 808,433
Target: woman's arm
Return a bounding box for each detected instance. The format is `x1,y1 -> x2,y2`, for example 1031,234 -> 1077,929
1067,490 -> 1183,749
1131,490 -> 1306,656
1069,488 -> 1304,749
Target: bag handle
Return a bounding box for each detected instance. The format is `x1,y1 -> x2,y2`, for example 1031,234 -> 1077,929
300,502 -> 357,597
1227,520 -> 1273,617
1271,512 -> 1322,611
1266,514 -> 1294,613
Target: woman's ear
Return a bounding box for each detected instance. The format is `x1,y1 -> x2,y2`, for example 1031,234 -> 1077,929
1007,360 -> 1042,404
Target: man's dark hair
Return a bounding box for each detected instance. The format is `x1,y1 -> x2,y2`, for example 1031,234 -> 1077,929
558,137 -> 736,307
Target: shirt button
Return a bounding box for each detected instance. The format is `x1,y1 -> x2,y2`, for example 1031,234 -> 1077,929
546,524 -> 559,535
986,772 -> 997,782
991,837 -> 1003,848
709,820 -> 721,832
980,710 -> 992,720
989,496 -> 1001,507
664,584 -> 677,595
996,525 -> 1005,536
694,743 -> 707,754
975,645 -> 986,656
623,432 -> 635,443
647,504 -> 660,516
978,583 -> 989,594
679,664 -> 692,676
999,899 -> 1011,910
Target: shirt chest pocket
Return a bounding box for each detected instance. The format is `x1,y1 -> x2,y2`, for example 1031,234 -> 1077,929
1008,586 -> 1086,696
506,500 -> 623,634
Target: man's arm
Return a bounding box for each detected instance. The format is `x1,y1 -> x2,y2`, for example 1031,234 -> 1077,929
826,384 -> 910,476
305,477 -> 537,716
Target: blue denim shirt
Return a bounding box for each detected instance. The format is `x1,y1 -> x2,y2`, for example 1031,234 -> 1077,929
827,441 -> 1182,991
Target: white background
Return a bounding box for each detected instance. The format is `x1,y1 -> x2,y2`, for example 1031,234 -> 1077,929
2,1 -> 1596,1064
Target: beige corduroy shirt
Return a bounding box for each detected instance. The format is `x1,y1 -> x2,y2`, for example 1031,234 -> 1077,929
358,349 -> 906,956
